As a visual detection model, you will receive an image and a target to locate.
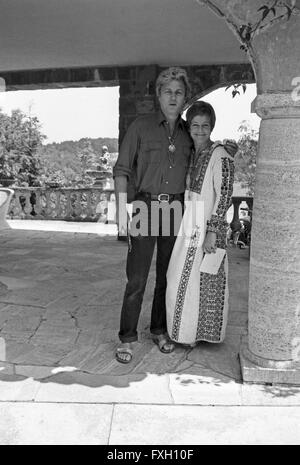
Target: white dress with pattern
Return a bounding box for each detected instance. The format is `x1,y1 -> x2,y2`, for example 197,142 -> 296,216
166,142 -> 235,344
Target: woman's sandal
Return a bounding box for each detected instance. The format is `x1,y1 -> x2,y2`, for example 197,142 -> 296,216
115,346 -> 133,364
152,334 -> 175,354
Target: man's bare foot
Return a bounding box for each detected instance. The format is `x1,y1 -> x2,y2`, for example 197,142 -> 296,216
116,342 -> 133,364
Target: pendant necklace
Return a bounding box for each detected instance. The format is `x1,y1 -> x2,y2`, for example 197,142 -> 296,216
166,123 -> 178,167
168,137 -> 176,153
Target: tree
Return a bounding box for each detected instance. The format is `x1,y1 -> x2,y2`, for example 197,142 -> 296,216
0,108 -> 46,186
37,146 -> 82,187
234,121 -> 258,196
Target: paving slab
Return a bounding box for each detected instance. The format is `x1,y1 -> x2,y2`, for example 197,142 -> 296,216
169,372 -> 242,405
15,365 -> 62,379
241,382 -> 300,405
0,402 -> 113,445
0,276 -> 35,290
0,361 -> 14,375
109,404 -> 300,445
187,334 -> 242,381
0,286 -> 69,307
10,343 -> 75,366
58,342 -> 122,374
30,323 -> 79,346
35,371 -> 173,404
0,374 -> 41,401
6,249 -> 33,256
2,341 -> 35,364
131,344 -> 190,374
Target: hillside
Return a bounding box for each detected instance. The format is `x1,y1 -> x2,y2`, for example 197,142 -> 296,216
42,137 -> 118,154
37,137 -> 119,186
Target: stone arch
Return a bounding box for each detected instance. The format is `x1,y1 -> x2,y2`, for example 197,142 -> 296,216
184,63 -> 255,109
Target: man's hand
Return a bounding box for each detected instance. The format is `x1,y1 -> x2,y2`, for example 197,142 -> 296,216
223,139 -> 238,157
118,214 -> 128,237
203,231 -> 217,254
115,176 -> 128,237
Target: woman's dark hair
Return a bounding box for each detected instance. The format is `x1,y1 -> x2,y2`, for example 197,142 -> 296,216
186,101 -> 216,130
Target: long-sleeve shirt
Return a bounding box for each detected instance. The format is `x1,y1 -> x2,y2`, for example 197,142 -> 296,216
113,110 -> 193,195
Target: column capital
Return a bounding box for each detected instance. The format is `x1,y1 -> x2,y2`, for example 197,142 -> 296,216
252,92 -> 300,119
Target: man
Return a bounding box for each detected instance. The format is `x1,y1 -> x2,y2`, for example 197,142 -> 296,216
113,67 -> 236,363
113,67 -> 191,363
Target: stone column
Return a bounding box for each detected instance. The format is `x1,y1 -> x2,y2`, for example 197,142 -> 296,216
201,0 -> 300,383
240,93 -> 300,384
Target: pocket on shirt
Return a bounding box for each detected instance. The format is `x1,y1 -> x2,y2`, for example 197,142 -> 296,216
141,141 -> 162,164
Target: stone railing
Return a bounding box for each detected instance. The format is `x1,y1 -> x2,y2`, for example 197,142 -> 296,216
7,187 -> 116,223
6,189 -> 253,227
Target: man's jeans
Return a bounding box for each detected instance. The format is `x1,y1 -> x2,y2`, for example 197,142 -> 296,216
118,195 -> 183,343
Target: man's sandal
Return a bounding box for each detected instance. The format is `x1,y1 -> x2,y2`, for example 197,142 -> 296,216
152,334 -> 175,354
116,347 -> 133,364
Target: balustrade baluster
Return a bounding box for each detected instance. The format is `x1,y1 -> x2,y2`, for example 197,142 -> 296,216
34,190 -> 42,217
56,190 -> 61,218
85,190 -> 93,219
7,187 -> 129,223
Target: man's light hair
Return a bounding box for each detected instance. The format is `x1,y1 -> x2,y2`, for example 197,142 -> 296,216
156,67 -> 191,100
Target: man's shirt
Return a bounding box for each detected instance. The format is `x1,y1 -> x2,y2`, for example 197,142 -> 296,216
113,110 -> 192,195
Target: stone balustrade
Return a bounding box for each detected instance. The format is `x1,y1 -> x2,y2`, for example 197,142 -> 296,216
8,187 -> 116,223
7,188 -> 253,230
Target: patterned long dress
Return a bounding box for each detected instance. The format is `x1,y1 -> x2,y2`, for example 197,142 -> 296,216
166,141 -> 234,344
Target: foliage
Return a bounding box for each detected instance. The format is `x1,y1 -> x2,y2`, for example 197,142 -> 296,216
238,1 -> 296,52
234,121 -> 258,196
225,83 -> 247,98
37,137 -> 118,187
0,108 -> 46,186
226,1 -> 296,97
0,106 -> 119,188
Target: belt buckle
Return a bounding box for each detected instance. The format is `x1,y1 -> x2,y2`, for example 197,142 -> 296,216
157,193 -> 169,202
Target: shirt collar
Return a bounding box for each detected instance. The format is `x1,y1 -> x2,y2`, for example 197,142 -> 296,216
157,109 -> 184,129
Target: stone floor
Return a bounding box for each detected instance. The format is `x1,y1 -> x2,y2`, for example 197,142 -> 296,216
0,221 -> 248,379
0,220 -> 300,445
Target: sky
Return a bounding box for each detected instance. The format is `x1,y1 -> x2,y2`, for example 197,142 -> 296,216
0,83 -> 260,144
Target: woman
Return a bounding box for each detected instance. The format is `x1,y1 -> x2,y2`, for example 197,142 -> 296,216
166,101 -> 235,345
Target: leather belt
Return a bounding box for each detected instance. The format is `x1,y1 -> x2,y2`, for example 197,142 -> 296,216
136,192 -> 184,202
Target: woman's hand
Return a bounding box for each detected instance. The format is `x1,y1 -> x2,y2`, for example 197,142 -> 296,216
223,139 -> 238,157
203,231 -> 217,254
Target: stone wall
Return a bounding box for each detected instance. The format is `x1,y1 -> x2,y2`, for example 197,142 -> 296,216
118,63 -> 254,143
